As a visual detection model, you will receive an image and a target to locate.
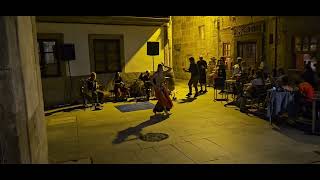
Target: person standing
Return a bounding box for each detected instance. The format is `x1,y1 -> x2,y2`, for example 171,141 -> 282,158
197,56 -> 208,93
207,57 -> 217,87
183,57 -> 200,98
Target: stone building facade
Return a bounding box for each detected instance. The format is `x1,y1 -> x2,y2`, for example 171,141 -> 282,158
172,16 -> 320,80
36,16 -> 171,108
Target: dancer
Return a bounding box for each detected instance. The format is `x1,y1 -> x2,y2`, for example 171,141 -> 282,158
151,64 -> 173,115
183,57 -> 200,98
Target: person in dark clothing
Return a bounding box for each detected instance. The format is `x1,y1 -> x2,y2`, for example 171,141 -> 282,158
216,60 -> 227,94
197,56 -> 208,93
303,60 -> 318,90
183,57 -> 199,98
114,72 -> 129,101
139,70 -> 152,100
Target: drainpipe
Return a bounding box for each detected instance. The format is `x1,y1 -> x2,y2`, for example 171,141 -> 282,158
217,17 -> 221,58
168,17 -> 172,67
274,16 -> 278,71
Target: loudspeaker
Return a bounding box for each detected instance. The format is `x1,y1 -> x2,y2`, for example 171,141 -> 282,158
62,44 -> 76,60
147,42 -> 159,56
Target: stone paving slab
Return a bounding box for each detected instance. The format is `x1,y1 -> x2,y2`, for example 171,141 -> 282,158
173,141 -> 219,164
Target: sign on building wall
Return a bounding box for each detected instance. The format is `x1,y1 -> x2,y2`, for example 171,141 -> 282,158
233,21 -> 265,37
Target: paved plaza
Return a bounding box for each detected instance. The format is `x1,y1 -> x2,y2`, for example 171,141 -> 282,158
46,81 -> 320,164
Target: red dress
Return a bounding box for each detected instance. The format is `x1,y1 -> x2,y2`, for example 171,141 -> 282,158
153,74 -> 173,112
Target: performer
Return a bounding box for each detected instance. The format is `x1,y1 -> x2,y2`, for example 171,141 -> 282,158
139,70 -> 152,100
86,72 -> 103,110
113,72 -> 129,101
162,63 -> 176,99
183,57 -> 200,98
151,64 -> 173,115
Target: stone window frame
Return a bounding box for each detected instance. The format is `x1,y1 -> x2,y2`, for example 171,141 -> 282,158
37,33 -> 65,78
88,34 -> 125,74
223,43 -> 231,57
198,25 -> 205,40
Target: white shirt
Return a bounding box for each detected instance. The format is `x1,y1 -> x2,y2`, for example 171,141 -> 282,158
233,64 -> 241,76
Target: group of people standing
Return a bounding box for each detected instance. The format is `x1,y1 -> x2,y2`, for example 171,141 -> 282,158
183,56 -> 209,98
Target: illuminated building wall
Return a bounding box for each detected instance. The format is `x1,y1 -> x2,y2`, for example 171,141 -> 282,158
36,17 -> 171,108
172,16 -> 320,80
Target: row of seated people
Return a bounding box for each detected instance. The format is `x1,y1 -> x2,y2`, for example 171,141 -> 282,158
235,69 -> 317,120
82,69 -> 175,109
81,72 -> 151,110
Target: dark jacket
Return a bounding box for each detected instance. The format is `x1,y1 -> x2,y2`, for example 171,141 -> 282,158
188,63 -> 199,77
303,69 -> 318,90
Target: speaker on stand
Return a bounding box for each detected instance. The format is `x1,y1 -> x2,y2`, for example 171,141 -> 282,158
147,42 -> 159,100
62,44 -> 76,105
147,42 -> 159,72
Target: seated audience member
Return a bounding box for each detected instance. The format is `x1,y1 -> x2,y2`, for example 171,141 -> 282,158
232,57 -> 242,78
295,76 -> 315,118
248,68 -> 256,82
275,68 -> 286,87
279,75 -> 293,91
303,59 -> 318,90
239,70 -> 265,112
247,70 -> 265,92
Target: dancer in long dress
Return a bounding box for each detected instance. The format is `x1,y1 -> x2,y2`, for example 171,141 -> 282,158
151,64 -> 173,115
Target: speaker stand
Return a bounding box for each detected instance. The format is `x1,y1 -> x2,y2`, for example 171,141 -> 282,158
67,60 -> 73,105
152,56 -> 155,73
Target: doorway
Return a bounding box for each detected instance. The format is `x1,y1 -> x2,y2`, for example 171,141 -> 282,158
237,41 -> 257,68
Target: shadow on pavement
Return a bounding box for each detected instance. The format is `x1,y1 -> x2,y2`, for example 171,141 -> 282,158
112,114 -> 170,144
178,97 -> 197,104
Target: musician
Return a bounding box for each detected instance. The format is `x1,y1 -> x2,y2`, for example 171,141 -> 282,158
87,72 -> 102,110
139,70 -> 152,100
113,72 -> 129,101
162,63 -> 175,94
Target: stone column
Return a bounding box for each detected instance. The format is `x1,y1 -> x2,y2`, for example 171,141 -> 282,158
0,16 -> 48,163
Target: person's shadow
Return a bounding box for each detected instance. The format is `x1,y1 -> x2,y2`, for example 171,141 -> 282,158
112,114 -> 170,144
178,97 -> 197,104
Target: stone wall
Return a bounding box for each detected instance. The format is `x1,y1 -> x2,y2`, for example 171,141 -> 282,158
172,16 -> 320,79
0,16 -> 48,163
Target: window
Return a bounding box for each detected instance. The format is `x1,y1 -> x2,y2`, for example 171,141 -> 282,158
37,39 -> 61,77
89,35 -> 123,74
293,35 -> 320,70
199,25 -> 205,40
294,35 -> 319,52
237,42 -> 257,67
223,43 -> 231,57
